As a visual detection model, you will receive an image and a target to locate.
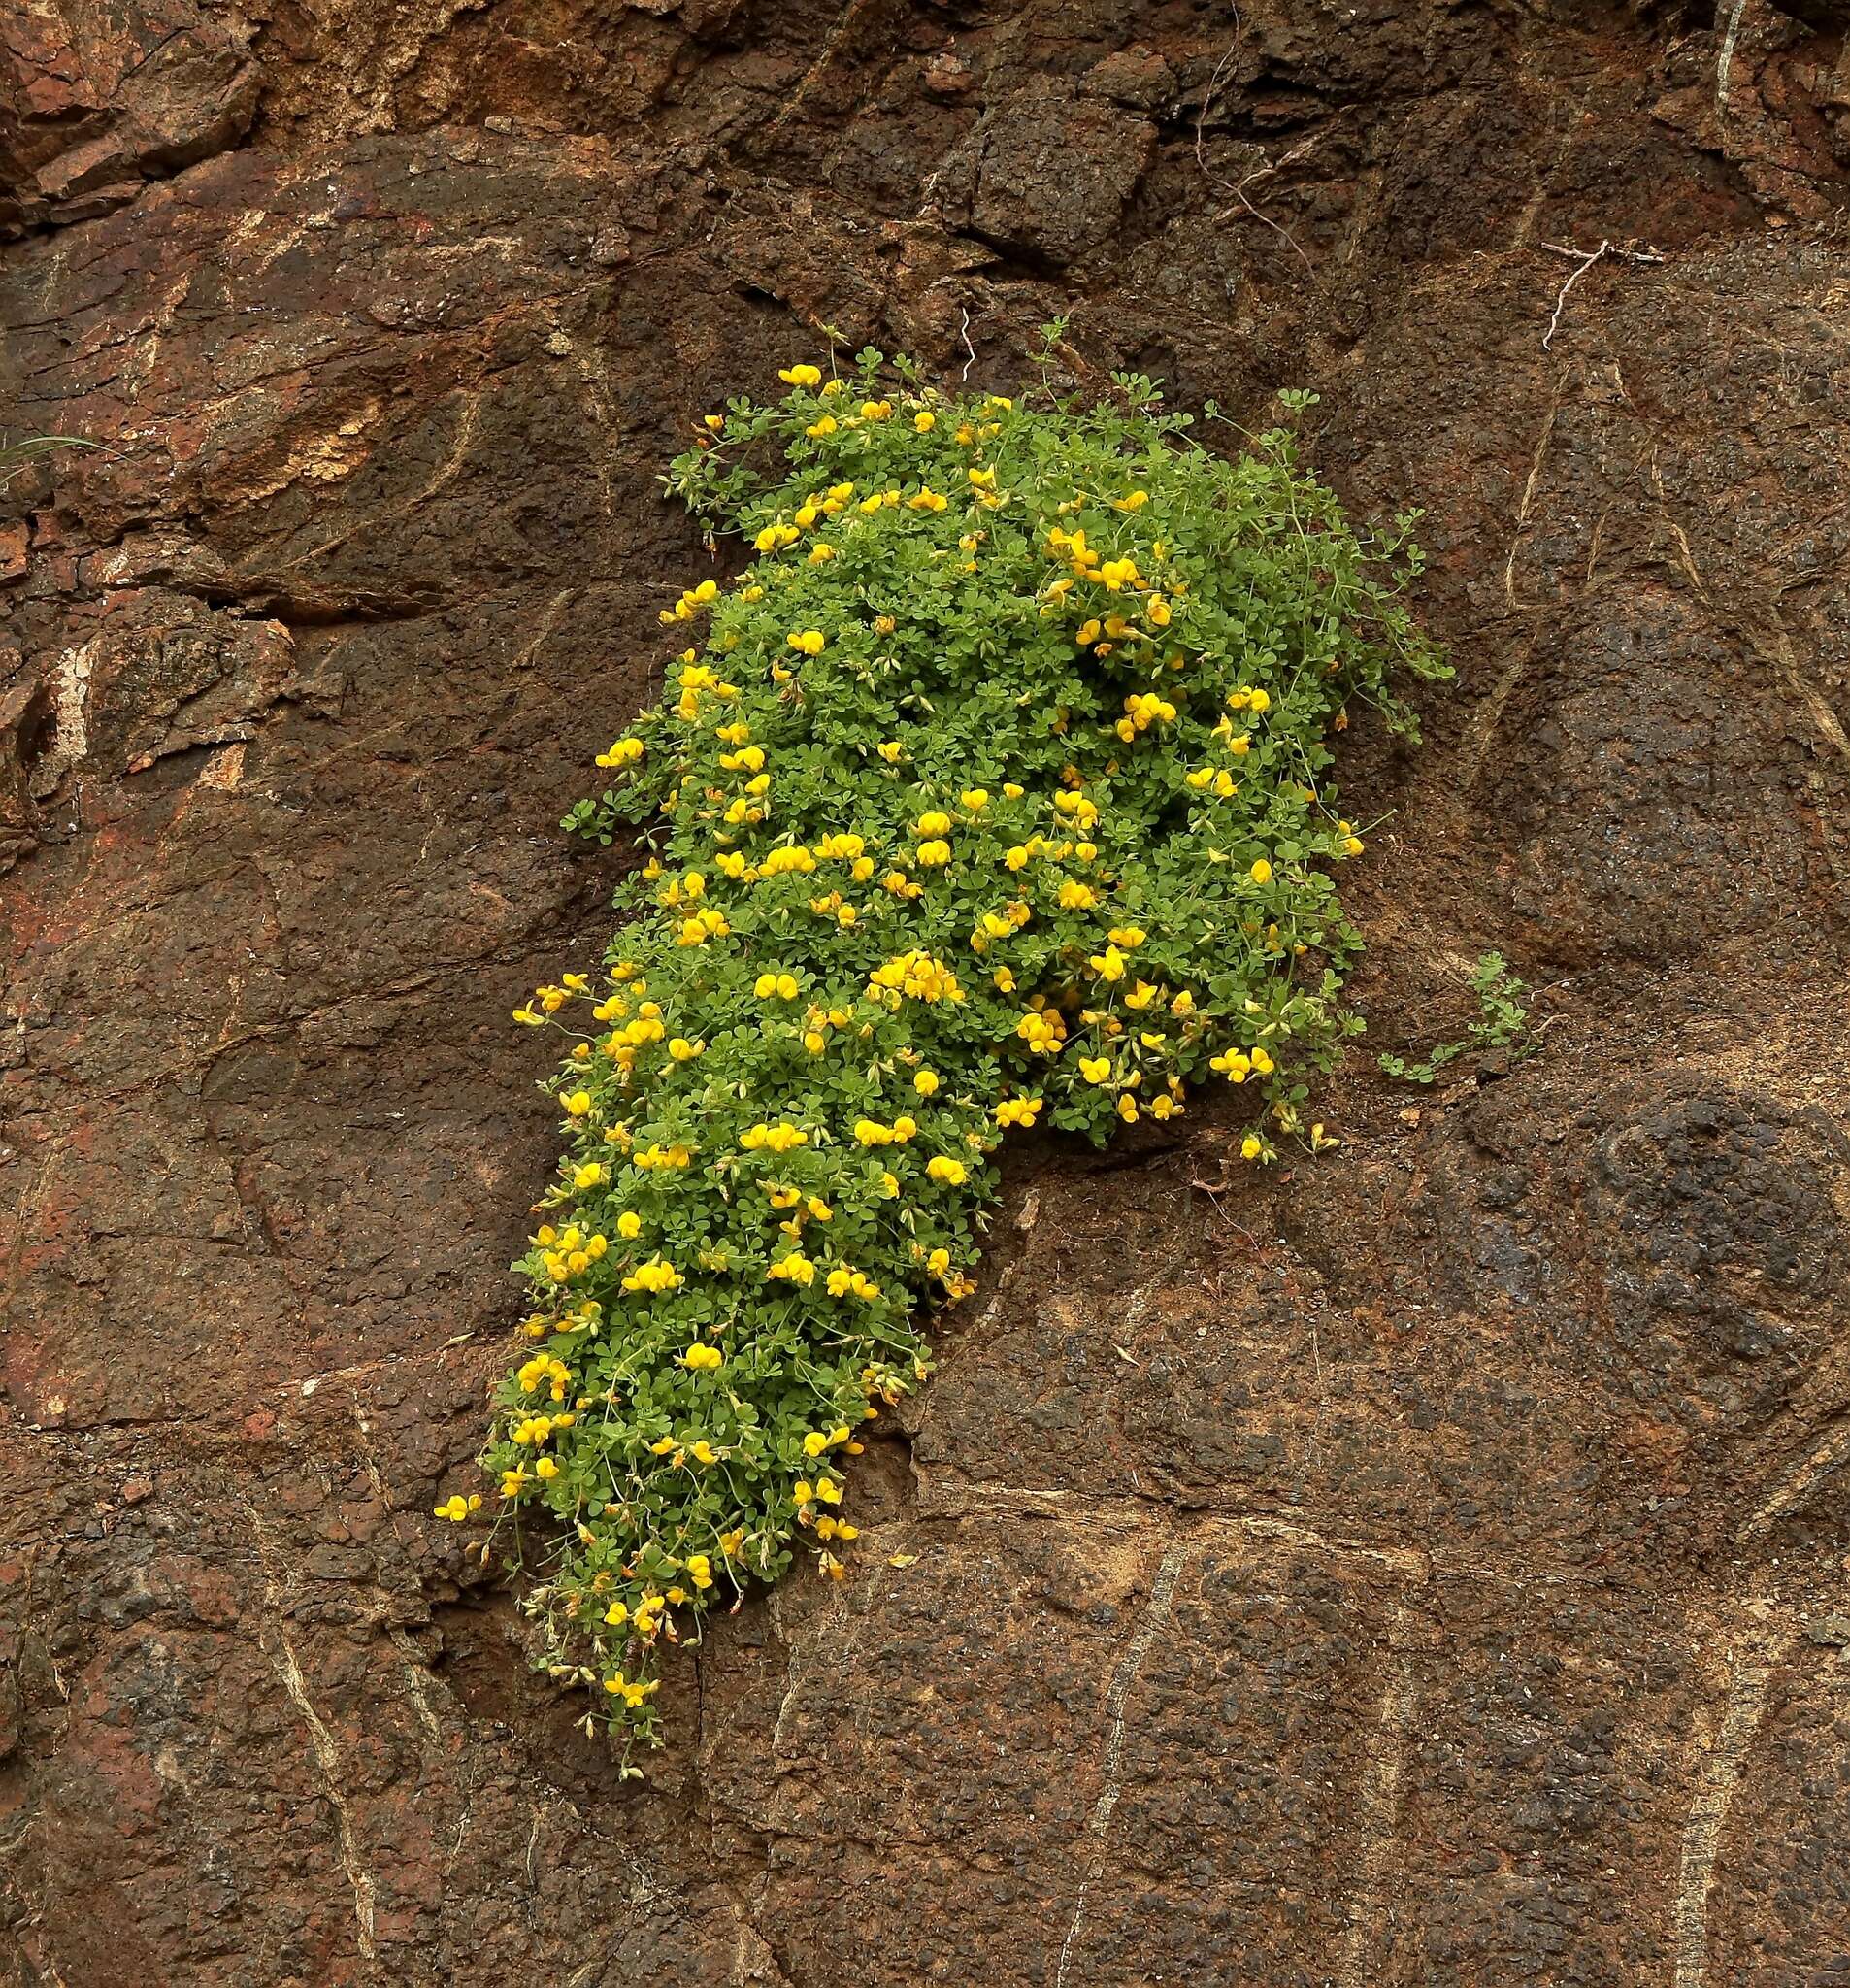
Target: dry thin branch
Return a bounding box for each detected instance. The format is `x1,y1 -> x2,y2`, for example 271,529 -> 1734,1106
1193,22 -> 1246,178
1192,22 -> 1339,281
1214,125 -> 1338,277
1538,238 -> 1666,351
1716,0 -> 1750,118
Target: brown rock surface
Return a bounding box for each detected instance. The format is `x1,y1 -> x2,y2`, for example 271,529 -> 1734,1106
4,2 -> 1850,1982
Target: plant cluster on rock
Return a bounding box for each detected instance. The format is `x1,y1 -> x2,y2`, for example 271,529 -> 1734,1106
456,342 -> 1446,1739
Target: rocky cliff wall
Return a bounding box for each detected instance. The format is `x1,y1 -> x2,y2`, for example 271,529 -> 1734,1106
3,2 -> 1850,1982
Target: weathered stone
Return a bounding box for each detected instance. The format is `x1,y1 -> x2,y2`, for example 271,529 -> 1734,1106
3,2 -> 1849,1983
932,78 -> 1158,268
0,0 -> 257,233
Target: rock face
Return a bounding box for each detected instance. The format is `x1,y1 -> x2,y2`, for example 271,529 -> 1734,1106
3,1 -> 1850,1982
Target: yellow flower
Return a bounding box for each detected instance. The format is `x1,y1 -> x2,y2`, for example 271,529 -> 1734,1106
621,1257 -> 684,1294
914,1070 -> 939,1095
604,1671 -> 658,1706
594,735 -> 645,770
913,410 -> 935,432
1078,1055 -> 1112,1084
778,363 -> 823,386
926,1155 -> 967,1185
563,1090 -> 593,1117
1250,858 -> 1272,884
788,629 -> 826,656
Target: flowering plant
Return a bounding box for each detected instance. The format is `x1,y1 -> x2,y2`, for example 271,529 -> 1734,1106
456,346 -> 1446,1740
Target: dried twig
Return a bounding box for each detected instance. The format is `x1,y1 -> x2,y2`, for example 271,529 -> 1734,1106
1716,0 -> 1750,118
1192,21 -> 1338,281
1193,20 -> 1246,178
1215,125 -> 1337,277
1538,238 -> 1666,350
